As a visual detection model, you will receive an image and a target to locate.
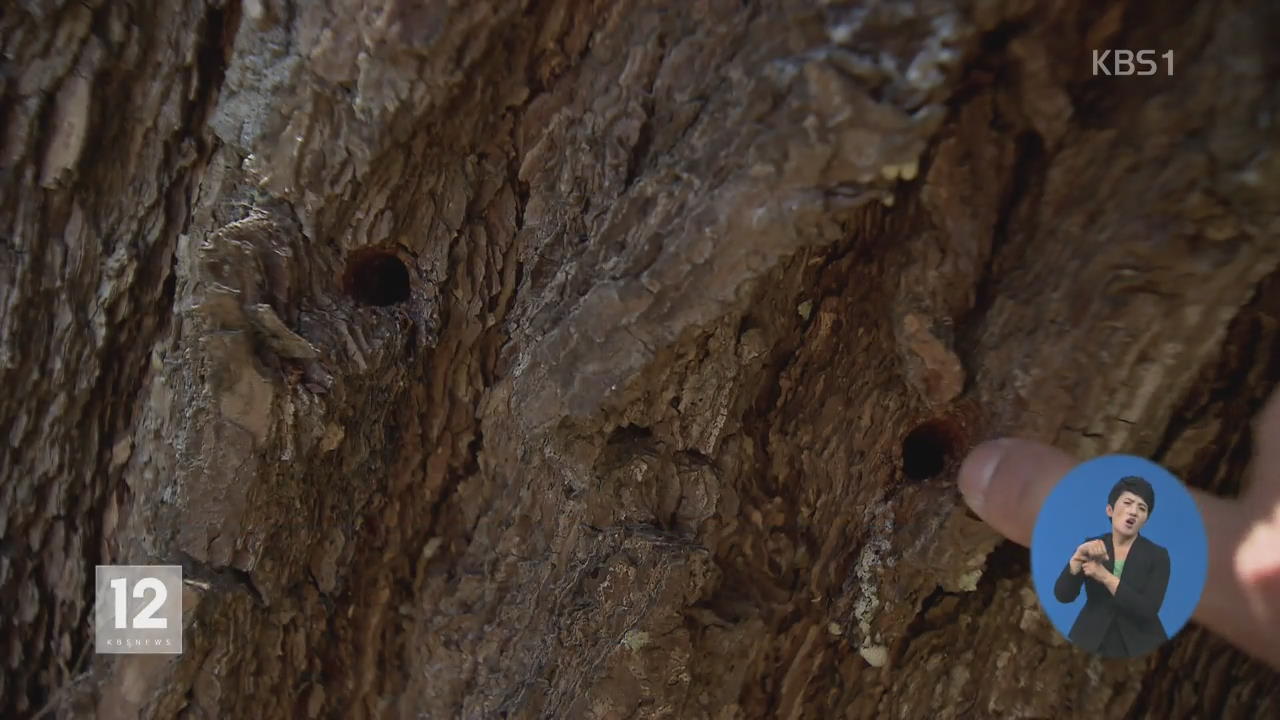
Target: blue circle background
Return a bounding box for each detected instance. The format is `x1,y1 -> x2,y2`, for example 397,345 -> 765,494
1030,454 -> 1209,647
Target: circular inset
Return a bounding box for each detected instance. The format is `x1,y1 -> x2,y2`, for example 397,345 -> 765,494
344,249 -> 411,306
1030,455 -> 1208,659
901,419 -> 960,480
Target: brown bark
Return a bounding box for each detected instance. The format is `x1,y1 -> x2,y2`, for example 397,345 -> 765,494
3,0 -> 1279,718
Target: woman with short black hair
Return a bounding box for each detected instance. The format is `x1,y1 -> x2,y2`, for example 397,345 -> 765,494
1054,476 -> 1170,657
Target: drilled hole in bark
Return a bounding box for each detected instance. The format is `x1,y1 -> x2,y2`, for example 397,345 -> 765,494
344,249 -> 411,306
901,419 -> 960,480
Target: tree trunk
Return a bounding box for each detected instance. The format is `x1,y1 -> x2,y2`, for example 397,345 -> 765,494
3,0 -> 1279,717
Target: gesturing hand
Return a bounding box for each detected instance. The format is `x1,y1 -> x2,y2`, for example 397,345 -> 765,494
1080,559 -> 1109,581
957,388 -> 1280,669
1070,539 -> 1109,575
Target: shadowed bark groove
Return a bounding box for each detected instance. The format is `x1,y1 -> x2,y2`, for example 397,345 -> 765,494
2,0 -> 1279,718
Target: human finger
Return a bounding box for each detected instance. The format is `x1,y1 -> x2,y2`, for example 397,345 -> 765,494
1198,386 -> 1280,668
1192,491 -> 1280,667
1088,539 -> 1108,560
957,438 -> 1077,546
1235,515 -> 1280,635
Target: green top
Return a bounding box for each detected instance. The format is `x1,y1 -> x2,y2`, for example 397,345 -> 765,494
1113,559 -> 1125,578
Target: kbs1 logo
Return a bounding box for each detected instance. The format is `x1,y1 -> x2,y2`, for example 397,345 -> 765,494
1093,50 -> 1174,76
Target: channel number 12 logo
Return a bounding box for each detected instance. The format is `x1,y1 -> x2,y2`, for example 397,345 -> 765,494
95,565 -> 183,654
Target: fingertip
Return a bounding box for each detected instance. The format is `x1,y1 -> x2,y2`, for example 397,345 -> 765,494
1236,520 -> 1280,585
958,439 -> 1012,515
1195,491 -> 1280,667
957,437 -> 1078,547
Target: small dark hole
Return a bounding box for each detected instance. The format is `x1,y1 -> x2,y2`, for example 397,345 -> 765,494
344,249 -> 411,306
901,419 -> 959,480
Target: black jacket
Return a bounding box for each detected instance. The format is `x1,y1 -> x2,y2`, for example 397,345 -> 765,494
1054,533 -> 1169,658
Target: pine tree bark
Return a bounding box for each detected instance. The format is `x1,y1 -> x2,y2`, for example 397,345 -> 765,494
3,0 -> 1279,718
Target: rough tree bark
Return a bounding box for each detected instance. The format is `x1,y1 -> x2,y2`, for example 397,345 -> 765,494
2,0 -> 1279,718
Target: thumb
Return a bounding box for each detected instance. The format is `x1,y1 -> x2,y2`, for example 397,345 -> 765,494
956,438 -> 1078,547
